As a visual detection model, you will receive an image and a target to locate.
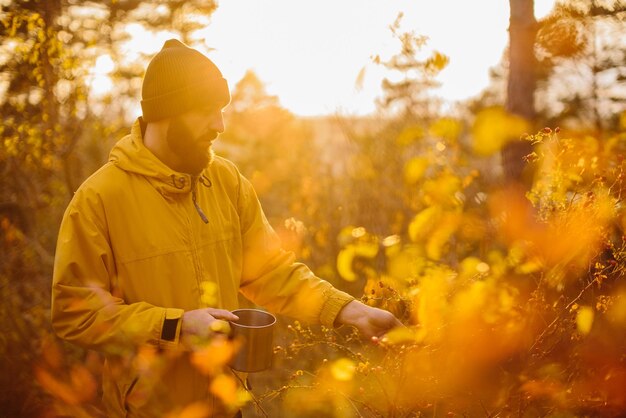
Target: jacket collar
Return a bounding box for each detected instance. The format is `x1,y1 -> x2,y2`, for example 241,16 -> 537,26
109,118 -> 206,196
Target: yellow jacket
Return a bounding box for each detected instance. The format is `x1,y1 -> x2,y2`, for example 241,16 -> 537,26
51,119 -> 353,417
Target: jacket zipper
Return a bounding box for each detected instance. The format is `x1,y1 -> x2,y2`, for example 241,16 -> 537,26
182,197 -> 204,303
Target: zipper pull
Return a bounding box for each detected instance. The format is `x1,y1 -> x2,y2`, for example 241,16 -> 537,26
191,186 -> 209,224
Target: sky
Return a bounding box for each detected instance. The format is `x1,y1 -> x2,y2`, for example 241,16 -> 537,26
95,0 -> 557,117
198,0 -> 557,116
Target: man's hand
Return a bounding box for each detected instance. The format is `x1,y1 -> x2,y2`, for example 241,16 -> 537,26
181,308 -> 239,346
335,300 -> 403,340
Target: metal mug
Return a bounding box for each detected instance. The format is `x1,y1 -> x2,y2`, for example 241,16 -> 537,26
229,308 -> 276,372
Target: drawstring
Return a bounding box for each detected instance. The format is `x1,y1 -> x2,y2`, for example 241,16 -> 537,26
169,174 -> 210,224
191,176 -> 209,224
192,189 -> 209,224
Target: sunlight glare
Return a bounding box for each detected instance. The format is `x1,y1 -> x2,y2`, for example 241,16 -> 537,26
201,0 -> 556,116
120,23 -> 179,66
536,0 -> 557,18
88,55 -> 114,96
94,55 -> 114,74
112,0 -> 557,116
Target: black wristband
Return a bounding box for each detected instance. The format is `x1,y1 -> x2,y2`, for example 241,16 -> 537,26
161,318 -> 179,341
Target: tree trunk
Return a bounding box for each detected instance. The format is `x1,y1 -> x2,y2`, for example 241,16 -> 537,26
503,0 -> 537,183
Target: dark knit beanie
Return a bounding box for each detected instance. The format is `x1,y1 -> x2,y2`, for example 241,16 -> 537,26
141,39 -> 230,122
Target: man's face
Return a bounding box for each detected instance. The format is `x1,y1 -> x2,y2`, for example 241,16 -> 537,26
166,106 -> 225,175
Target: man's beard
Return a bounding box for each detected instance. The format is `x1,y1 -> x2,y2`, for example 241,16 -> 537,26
166,116 -> 216,175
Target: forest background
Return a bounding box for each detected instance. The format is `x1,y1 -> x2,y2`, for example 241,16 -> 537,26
1,0 -> 626,417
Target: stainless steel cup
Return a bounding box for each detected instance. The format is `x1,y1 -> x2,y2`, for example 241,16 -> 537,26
229,308 -> 276,372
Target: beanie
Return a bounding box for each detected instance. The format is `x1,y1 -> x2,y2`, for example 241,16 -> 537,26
141,39 -> 230,122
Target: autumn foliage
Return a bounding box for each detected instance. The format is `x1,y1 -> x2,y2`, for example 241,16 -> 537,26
2,1 -> 626,417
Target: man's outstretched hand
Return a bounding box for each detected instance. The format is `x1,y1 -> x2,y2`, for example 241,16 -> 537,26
335,300 -> 403,340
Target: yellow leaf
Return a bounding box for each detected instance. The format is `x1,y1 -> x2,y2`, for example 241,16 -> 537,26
454,280 -> 488,318
209,373 -> 250,408
210,374 -> 237,405
414,266 -> 453,341
426,51 -> 450,72
35,367 -> 79,405
387,245 -> 425,280
425,212 -> 460,260
337,246 -> 357,282
353,241 -> 379,258
429,117 -> 462,141
404,157 -> 429,184
472,106 -> 530,156
200,281 -> 218,306
381,326 -> 417,345
330,358 -> 355,381
516,257 -> 544,274
70,365 -> 97,402
408,206 -> 441,242
422,172 -> 463,207
576,306 -> 594,335
396,125 -> 424,146
191,339 -> 237,375
458,257 -> 489,282
166,401 -> 211,418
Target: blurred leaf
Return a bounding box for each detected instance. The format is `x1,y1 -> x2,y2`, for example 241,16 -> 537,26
336,241 -> 378,282
69,365 -> 97,403
425,51 -> 449,73
35,366 -> 79,405
576,306 -> 594,335
337,246 -> 357,282
422,172 -> 463,207
429,117 -> 462,142
425,211 -> 461,260
166,401 -> 211,418
209,373 -> 249,408
381,326 -> 417,345
471,106 -> 530,156
396,125 -> 424,146
330,358 -> 355,381
387,245 -> 425,281
40,334 -> 63,369
191,338 -> 237,376
404,157 -> 429,184
354,241 -> 379,258
354,66 -> 366,91
458,257 -> 489,282
413,266 -> 453,341
408,206 -> 441,242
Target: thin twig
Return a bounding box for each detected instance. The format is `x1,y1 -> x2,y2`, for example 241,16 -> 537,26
529,275 -> 599,353
229,369 -> 269,418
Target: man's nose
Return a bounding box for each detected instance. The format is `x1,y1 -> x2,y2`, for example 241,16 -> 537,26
209,111 -> 225,134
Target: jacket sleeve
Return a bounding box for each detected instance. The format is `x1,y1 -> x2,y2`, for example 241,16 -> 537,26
236,174 -> 354,327
51,189 -> 183,354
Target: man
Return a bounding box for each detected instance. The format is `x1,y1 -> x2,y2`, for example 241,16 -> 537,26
51,39 -> 401,417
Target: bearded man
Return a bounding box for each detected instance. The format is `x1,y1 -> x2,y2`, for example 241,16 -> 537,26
51,39 -> 401,418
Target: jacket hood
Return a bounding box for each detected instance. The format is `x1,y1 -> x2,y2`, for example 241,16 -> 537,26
109,119 -> 206,196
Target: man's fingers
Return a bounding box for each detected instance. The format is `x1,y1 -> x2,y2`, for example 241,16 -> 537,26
206,308 -> 239,321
